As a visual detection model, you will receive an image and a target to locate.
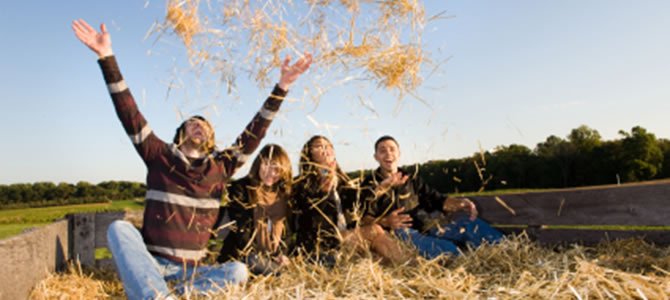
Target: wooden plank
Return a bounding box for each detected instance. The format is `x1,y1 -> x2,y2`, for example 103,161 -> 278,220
96,258 -> 117,270
69,213 -> 96,267
469,180 -> 670,226
94,211 -> 125,248
530,229 -> 670,246
0,220 -> 69,300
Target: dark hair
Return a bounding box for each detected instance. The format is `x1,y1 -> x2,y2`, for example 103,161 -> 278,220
297,135 -> 350,191
374,135 -> 399,152
172,115 -> 216,153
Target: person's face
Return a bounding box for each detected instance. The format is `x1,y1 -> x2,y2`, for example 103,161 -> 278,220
184,118 -> 213,146
374,139 -> 400,172
310,138 -> 336,167
259,160 -> 283,186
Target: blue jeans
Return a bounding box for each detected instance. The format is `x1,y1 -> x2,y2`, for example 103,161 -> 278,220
107,220 -> 249,300
395,217 -> 503,259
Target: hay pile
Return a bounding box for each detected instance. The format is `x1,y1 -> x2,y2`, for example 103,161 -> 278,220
30,262 -> 124,299
151,0 -> 441,98
31,234 -> 670,299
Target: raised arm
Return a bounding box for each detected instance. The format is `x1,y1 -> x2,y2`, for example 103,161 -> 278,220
220,54 -> 313,176
72,19 -> 163,163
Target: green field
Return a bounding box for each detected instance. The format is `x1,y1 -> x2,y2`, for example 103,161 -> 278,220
0,200 -> 144,239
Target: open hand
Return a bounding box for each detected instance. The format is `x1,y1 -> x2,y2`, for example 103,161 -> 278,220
375,172 -> 408,197
381,172 -> 408,189
71,19 -> 113,58
380,207 -> 413,230
278,53 -> 313,91
443,197 -> 478,221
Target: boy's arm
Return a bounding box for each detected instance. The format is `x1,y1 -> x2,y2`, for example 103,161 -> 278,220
99,56 -> 164,162
73,20 -> 163,163
218,85 -> 287,176
359,177 -> 412,229
412,173 -> 478,220
413,173 -> 448,212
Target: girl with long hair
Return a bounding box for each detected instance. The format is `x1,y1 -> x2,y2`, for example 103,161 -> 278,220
216,144 -> 294,275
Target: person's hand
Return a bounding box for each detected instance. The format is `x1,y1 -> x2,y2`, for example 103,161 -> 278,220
443,197 -> 478,221
380,207 -> 413,230
278,53 -> 313,91
381,172 -> 408,189
375,172 -> 408,197
273,254 -> 290,267
72,19 -> 113,58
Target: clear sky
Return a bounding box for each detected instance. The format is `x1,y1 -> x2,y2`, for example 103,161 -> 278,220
1,1 -> 669,184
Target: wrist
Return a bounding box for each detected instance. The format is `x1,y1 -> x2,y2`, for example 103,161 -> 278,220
277,81 -> 290,92
97,49 -> 114,59
378,217 -> 388,229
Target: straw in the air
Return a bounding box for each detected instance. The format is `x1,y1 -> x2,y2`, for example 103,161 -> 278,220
166,0 -> 201,47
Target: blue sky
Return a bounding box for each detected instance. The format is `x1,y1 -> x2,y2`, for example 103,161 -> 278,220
1,1 -> 669,184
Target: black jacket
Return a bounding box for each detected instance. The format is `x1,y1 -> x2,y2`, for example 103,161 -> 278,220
292,177 -> 361,253
362,166 -> 447,232
216,176 -> 293,262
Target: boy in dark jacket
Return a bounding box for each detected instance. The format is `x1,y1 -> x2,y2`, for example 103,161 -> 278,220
362,136 -> 502,259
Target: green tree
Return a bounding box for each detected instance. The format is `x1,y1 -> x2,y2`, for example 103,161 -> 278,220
32,182 -> 57,201
535,135 -> 575,187
618,126 -> 663,181
53,182 -> 75,200
658,138 -> 670,179
568,125 -> 602,152
488,144 -> 533,189
567,125 -> 602,186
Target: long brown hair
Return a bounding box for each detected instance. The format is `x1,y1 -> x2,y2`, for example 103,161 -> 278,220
297,135 -> 351,191
247,144 -> 292,204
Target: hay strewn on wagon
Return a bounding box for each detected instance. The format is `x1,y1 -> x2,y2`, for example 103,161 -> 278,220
32,234 -> 670,299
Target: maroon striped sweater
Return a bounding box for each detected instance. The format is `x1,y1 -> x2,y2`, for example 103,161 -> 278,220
98,56 -> 287,264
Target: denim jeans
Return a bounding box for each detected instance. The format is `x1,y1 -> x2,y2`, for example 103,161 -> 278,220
107,220 -> 249,300
395,217 -> 503,259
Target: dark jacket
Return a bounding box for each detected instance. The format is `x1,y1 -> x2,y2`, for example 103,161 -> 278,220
216,176 -> 293,263
292,176 -> 361,253
362,166 -> 447,232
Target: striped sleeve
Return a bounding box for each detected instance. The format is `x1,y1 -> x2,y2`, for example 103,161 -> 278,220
98,56 -> 163,163
219,84 -> 287,176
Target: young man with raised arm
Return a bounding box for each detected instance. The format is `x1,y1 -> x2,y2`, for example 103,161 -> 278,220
72,19 -> 312,299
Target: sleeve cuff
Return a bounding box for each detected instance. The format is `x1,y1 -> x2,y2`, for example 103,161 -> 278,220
271,84 -> 289,99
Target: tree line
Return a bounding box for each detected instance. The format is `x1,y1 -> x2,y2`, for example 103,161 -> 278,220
0,181 -> 145,209
2,125 -> 668,209
411,125 -> 670,194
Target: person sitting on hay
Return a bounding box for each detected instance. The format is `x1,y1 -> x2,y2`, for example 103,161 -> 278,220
72,19 -> 312,299
361,135 -> 503,259
215,144 -> 295,275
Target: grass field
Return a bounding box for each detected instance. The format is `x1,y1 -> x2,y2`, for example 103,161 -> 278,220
0,200 -> 144,240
